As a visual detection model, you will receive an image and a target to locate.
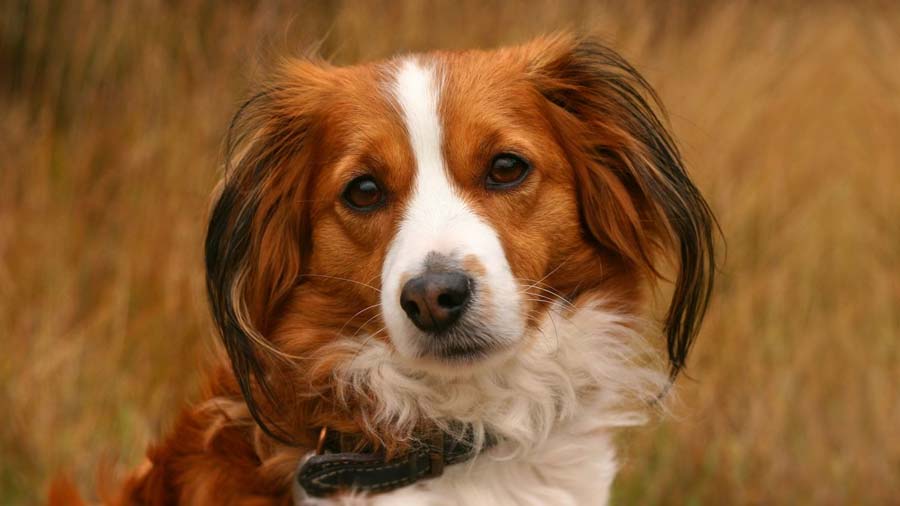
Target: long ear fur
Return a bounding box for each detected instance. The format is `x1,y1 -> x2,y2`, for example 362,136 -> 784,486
530,34 -> 717,377
205,60 -> 329,441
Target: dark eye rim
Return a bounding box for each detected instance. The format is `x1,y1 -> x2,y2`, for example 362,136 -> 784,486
485,153 -> 532,190
341,175 -> 386,212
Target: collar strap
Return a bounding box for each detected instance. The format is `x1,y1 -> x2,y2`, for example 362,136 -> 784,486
297,427 -> 488,498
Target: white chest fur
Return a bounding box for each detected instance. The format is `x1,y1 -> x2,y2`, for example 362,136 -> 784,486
297,304 -> 667,506
298,405 -> 618,506
369,402 -> 619,506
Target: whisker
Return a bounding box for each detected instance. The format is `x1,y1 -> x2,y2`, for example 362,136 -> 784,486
520,256 -> 573,291
346,327 -> 386,372
515,275 -> 578,311
522,309 -> 562,356
518,290 -> 578,313
522,282 -> 574,303
520,290 -> 577,313
363,272 -> 382,289
336,303 -> 382,336
349,312 -> 385,339
545,309 -> 562,350
520,301 -> 579,328
517,277 -> 577,302
299,274 -> 382,293
521,287 -> 578,311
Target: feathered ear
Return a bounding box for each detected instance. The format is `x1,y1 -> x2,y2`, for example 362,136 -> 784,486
528,34 -> 717,377
205,60 -> 330,441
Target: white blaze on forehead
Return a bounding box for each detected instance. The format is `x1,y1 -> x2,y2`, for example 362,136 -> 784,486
381,58 -> 523,361
390,59 -> 468,247
392,59 -> 445,196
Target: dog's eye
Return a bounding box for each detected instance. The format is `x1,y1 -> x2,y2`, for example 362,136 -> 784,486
342,175 -> 385,211
486,154 -> 531,189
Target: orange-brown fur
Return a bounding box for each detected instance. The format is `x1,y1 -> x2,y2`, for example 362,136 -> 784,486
49,33 -> 713,505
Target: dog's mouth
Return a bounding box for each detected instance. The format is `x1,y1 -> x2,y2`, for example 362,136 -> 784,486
410,320 -> 515,367
427,341 -> 496,362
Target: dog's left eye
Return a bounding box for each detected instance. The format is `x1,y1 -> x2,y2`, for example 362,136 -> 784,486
342,175 -> 385,211
486,154 -> 531,189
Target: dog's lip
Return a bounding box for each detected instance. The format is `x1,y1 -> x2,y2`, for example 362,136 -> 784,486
416,337 -> 504,363
399,328 -> 522,374
399,316 -> 519,366
434,343 -> 493,360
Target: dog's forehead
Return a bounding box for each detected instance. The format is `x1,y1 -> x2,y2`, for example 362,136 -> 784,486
368,52 -> 541,165
306,50 -> 551,218
378,49 -> 535,114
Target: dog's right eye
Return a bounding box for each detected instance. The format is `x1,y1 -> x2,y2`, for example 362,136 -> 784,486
342,175 -> 385,212
486,153 -> 531,190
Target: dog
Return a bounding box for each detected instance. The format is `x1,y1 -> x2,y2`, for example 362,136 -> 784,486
49,33 -> 715,505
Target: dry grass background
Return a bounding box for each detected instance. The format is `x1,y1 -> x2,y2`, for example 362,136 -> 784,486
1,1 -> 898,504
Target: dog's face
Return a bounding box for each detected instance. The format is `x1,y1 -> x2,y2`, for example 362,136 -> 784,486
320,57 -> 594,367
206,35 -> 714,441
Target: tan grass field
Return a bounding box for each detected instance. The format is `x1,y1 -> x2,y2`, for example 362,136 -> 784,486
1,1 -> 898,504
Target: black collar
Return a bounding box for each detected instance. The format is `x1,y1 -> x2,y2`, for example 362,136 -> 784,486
297,426 -> 490,498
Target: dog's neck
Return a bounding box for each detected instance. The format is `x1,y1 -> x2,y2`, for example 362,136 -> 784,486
296,302 -> 668,504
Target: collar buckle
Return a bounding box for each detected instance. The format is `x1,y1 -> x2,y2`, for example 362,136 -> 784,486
315,426 -> 328,455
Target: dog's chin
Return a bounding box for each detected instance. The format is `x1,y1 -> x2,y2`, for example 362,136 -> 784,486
396,330 -> 522,376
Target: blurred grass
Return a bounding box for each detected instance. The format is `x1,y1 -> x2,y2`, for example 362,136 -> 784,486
1,1 -> 898,505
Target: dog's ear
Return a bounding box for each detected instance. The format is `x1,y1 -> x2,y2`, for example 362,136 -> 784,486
528,34 -> 717,377
205,59 -> 330,440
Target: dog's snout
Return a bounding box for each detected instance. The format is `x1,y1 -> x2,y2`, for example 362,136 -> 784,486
400,270 -> 471,332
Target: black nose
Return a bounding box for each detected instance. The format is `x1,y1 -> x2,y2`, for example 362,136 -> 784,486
400,270 -> 472,332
